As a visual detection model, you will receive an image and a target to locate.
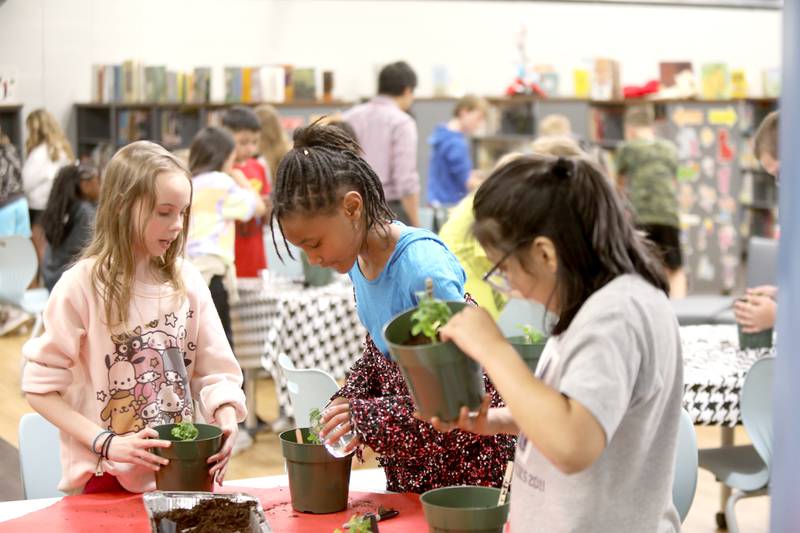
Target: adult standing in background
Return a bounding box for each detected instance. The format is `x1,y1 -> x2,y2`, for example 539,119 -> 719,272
344,61 -> 420,227
22,109 -> 73,269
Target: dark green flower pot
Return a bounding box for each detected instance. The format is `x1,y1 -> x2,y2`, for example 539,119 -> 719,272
737,325 -> 773,350
383,301 -> 485,423
301,252 -> 334,287
279,428 -> 353,514
152,423 -> 222,492
421,485 -> 510,533
507,336 -> 546,374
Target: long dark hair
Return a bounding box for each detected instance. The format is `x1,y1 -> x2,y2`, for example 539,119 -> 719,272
41,163 -> 97,247
271,119 -> 394,259
473,154 -> 668,335
188,126 -> 235,175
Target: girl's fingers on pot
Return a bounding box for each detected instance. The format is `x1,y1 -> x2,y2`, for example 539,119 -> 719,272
138,449 -> 169,466
143,438 -> 172,449
138,428 -> 159,439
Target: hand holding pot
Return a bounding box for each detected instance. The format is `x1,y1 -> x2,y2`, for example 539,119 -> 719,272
109,427 -> 171,471
320,399 -> 361,453
208,404 -> 238,484
734,294 -> 776,333
419,395 -> 496,436
438,305 -> 507,366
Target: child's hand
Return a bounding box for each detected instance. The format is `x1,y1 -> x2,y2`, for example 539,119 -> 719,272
439,306 -> 507,366
320,400 -> 361,453
416,395 -> 494,436
108,428 -> 171,471
208,404 -> 238,485
734,294 -> 777,333
747,285 -> 778,299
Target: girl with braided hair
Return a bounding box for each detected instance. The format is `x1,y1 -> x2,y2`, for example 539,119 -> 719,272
271,120 -> 515,493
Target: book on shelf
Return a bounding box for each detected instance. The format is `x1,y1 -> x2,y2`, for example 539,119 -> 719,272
293,67 -> 316,101
573,67 -> 591,98
117,110 -> 150,145
659,61 -> 693,89
700,63 -> 730,99
193,67 -> 211,103
225,67 -> 242,103
762,68 -> 780,98
592,58 -> 621,101
730,69 -> 748,98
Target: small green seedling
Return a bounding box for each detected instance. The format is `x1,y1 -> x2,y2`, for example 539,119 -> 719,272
333,513 -> 373,533
307,408 -> 323,444
411,280 -> 453,344
519,324 -> 546,345
170,422 -> 199,441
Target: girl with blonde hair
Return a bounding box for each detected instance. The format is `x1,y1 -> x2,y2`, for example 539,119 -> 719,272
23,141 -> 246,495
254,104 -> 291,182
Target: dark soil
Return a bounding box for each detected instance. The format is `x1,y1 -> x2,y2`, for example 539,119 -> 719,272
153,498 -> 257,533
403,332 -> 432,346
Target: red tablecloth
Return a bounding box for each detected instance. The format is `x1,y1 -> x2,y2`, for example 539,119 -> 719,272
0,486 -> 425,532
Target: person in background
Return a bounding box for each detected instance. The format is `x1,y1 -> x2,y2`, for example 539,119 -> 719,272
186,126 -> 265,349
734,110 -> 779,334
537,114 -> 572,137
222,106 -> 271,278
22,141 -> 246,495
22,109 -> 73,269
344,61 -> 420,227
40,163 -> 101,291
253,104 -> 291,186
427,95 -> 488,207
616,104 -> 686,298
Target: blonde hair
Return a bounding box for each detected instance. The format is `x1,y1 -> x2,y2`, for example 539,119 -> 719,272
624,105 -> 655,128
453,94 -> 489,117
254,104 -> 291,179
82,141 -> 192,330
531,135 -> 584,158
25,108 -> 74,161
537,114 -> 572,137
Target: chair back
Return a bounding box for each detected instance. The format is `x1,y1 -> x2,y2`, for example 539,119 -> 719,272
496,298 -> 548,337
18,413 -> 65,499
264,230 -> 304,280
741,356 -> 775,471
0,236 -> 38,306
277,353 -> 340,427
672,408 -> 699,523
746,237 -> 778,288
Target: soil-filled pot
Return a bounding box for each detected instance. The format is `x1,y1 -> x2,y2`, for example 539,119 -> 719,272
421,485 -> 510,533
280,428 -> 353,514
738,325 -> 773,350
152,423 -> 222,492
301,252 -> 334,287
383,301 -> 485,422
507,336 -> 546,374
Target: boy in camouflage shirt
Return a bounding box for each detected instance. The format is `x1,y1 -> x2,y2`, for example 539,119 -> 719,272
616,105 -> 686,297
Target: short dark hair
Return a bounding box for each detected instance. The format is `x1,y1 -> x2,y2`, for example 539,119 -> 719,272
377,61 -> 417,96
222,105 -> 261,132
189,126 -> 236,175
754,110 -> 779,160
271,120 -> 394,260
473,155 -> 668,335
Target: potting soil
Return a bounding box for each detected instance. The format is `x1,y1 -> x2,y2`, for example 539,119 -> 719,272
153,498 -> 257,533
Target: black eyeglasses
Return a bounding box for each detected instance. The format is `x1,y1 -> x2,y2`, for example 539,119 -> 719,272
482,237 -> 534,295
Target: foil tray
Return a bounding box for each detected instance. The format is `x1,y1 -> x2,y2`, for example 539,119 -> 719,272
142,491 -> 272,533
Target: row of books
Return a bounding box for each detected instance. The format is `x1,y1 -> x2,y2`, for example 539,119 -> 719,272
92,62 -> 211,104
224,65 -> 333,103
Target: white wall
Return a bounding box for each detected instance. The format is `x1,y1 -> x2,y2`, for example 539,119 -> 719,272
0,0 -> 782,146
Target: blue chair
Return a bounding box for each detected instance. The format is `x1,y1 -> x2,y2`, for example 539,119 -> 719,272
673,408 -> 699,523
18,413 -> 65,499
0,236 -> 49,338
273,353 -> 340,428
698,356 -> 774,533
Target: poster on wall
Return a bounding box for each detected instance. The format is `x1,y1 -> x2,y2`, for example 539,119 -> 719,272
0,66 -> 17,102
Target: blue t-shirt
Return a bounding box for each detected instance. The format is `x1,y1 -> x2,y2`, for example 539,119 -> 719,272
427,124 -> 472,205
349,223 -> 466,356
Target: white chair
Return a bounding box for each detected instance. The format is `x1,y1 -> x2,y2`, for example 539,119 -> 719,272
672,408 -> 699,523
0,236 -> 49,338
495,297 -> 548,337
275,353 -> 340,428
264,227 -> 304,280
698,356 -> 774,533
18,413 -> 65,499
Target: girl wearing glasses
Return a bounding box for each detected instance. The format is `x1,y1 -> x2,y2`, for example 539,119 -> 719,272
269,120 -> 515,493
429,156 -> 683,532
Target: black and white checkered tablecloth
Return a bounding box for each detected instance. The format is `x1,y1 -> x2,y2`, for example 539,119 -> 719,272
681,325 -> 774,427
230,277 -> 366,419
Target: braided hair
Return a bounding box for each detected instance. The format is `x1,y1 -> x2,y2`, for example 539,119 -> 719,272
271,119 -> 394,259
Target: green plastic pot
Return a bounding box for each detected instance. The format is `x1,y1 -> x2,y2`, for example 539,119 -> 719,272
301,252 -> 334,287
280,428 -> 353,514
383,301 -> 485,423
421,485 -> 510,533
507,336 -> 546,374
152,423 -> 222,492
738,325 -> 773,350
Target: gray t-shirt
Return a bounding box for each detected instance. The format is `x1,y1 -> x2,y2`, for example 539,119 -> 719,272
509,274 -> 683,532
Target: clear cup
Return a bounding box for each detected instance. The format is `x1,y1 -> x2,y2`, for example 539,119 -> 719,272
324,424 -> 355,458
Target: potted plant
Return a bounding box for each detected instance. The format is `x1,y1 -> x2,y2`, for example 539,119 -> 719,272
383,279 -> 485,423
507,324 -> 548,373
420,485 -> 510,533
736,296 -> 774,350
334,512 -> 380,533
279,409 -> 353,514
152,422 -> 222,492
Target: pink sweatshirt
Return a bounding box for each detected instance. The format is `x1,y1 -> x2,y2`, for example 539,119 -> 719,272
22,257 -> 247,493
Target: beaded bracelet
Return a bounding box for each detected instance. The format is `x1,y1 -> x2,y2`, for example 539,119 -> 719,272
91,430 -> 112,455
